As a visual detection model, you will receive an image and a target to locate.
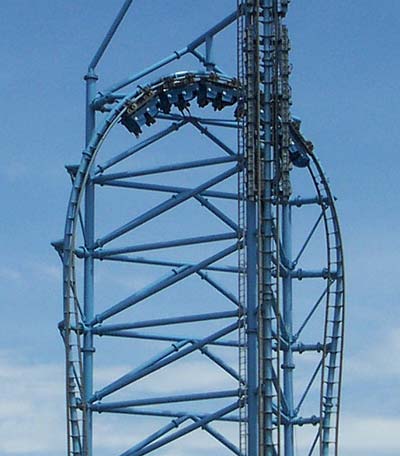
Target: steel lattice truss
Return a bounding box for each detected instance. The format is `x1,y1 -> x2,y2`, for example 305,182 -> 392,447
53,1 -> 345,456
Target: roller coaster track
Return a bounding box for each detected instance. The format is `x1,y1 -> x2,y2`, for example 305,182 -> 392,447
54,2 -> 345,455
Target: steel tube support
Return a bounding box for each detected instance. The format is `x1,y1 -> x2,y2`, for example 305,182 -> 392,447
96,165 -> 241,247
82,69 -> 97,456
95,232 -> 238,257
96,120 -> 188,172
94,155 -> 239,183
92,242 -> 239,324
247,200 -> 258,455
96,8 -> 239,99
282,203 -> 294,456
96,330 -> 238,347
122,416 -> 189,454
95,389 -> 239,410
98,179 -> 238,200
94,310 -> 239,332
260,1 -> 275,454
91,321 -> 239,401
92,406 -> 240,422
191,417 -> 243,456
205,34 -> 214,71
88,0 -> 133,71
244,2 -> 260,453
119,401 -> 240,456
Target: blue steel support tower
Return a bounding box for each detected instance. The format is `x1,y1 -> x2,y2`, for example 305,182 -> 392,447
54,1 -> 345,455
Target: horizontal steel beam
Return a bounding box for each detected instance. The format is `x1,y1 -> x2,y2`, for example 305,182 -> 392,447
289,196 -> 330,207
156,112 -> 238,129
97,330 -> 240,347
94,389 -> 239,410
100,254 -> 240,273
290,416 -> 320,426
90,232 -> 238,257
285,342 -> 325,353
290,268 -> 336,280
98,179 -> 239,200
93,310 -> 239,332
92,406 -> 241,423
94,155 -> 239,182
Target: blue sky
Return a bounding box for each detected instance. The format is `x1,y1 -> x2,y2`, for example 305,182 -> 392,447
1,1 -> 399,455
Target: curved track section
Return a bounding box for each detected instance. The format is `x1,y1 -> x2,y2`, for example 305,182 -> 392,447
60,71 -> 344,456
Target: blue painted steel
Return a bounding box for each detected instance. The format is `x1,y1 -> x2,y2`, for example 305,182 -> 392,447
100,254 -> 240,273
95,8 -> 240,103
246,200 -> 259,456
96,120 -> 188,172
282,204 -> 294,455
82,68 -> 97,456
94,310 -> 239,331
96,330 -> 240,348
93,155 -> 240,182
90,406 -> 241,422
117,416 -> 189,455
93,232 -> 239,256
119,401 -> 240,456
88,0 -> 134,72
92,321 -> 239,401
95,165 -> 241,247
95,389 -> 239,409
55,2 -> 345,455
94,180 -> 239,200
260,1 -> 275,453
92,242 -> 239,324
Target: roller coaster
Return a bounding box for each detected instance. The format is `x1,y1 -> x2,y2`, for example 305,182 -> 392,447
53,1 -> 345,455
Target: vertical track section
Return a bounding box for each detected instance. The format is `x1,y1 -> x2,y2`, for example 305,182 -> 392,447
279,21 -> 294,456
243,1 -> 261,455
237,5 -> 248,456
308,155 -> 345,456
259,1 -> 281,455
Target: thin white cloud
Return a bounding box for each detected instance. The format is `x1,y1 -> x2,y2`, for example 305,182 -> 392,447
0,351 -> 237,455
340,415 -> 400,453
0,267 -> 22,282
1,349 -> 399,456
0,352 -> 64,454
345,327 -> 400,379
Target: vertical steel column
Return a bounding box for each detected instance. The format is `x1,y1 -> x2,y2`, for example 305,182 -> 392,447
260,1 -> 276,455
81,5 -> 134,453
279,18 -> 294,455
246,201 -> 259,456
83,69 -> 97,456
244,2 -> 259,454
205,35 -> 214,71
282,204 -> 294,456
